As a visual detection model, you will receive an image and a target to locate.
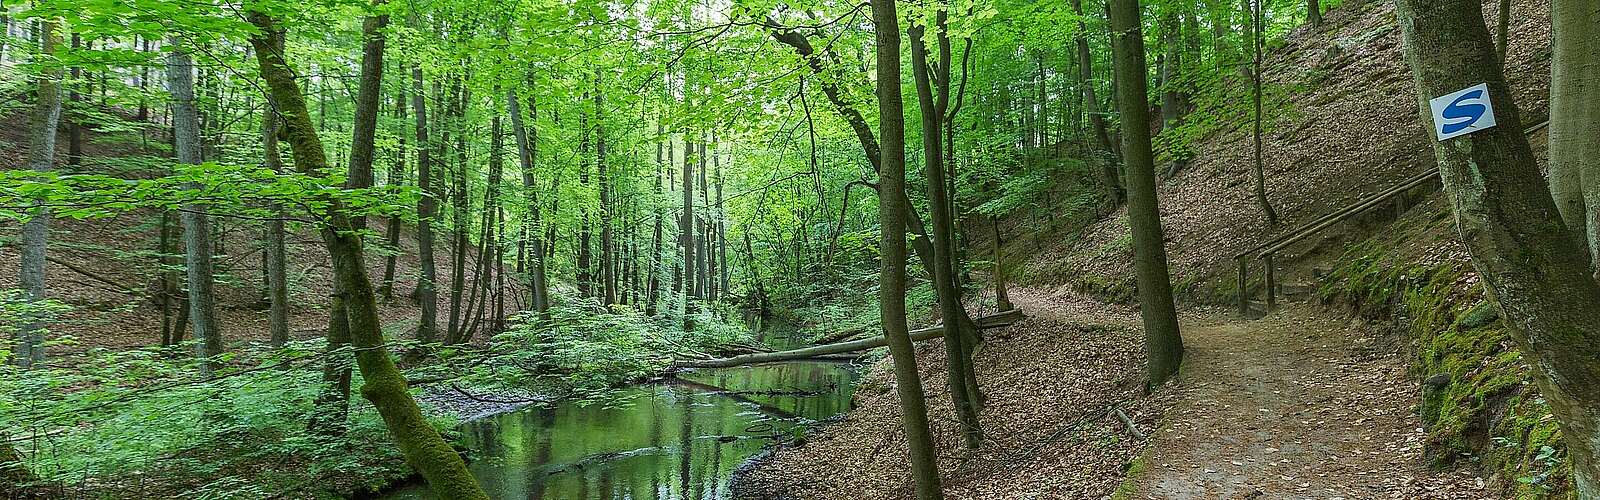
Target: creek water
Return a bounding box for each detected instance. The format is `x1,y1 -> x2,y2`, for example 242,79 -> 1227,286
382,360 -> 861,499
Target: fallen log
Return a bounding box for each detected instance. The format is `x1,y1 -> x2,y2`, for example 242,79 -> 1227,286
673,308 -> 1026,369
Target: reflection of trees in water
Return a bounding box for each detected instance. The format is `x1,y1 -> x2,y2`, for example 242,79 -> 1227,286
678,389 -> 692,498
442,362 -> 857,499
531,407 -> 555,499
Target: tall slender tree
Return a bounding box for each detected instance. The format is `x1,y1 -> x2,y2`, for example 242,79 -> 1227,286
1249,0 -> 1280,225
14,19 -> 62,369
310,5 -> 388,433
168,38 -> 223,376
379,89 -> 408,300
681,132 -> 698,329
909,6 -> 983,449
596,80 -> 617,305
263,97 -> 290,347
871,0 -> 943,496
410,54 -> 440,343
509,90 -> 549,314
1108,0 -> 1184,389
1073,0 -> 1122,203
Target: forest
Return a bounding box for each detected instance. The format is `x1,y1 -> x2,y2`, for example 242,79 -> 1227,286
1,0 -> 1597,497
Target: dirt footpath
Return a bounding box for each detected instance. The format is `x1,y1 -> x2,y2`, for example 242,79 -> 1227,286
1137,305 -> 1489,499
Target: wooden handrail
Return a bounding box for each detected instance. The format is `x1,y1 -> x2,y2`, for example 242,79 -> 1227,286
1236,119 -> 1550,316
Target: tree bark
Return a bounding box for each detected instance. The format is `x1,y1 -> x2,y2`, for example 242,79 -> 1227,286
508,90 -> 550,314
411,58 -> 440,343
870,0 -> 944,496
263,96 -> 290,347
379,89 -> 408,300
67,33 -> 80,167
246,10 -> 487,498
577,97 -> 594,299
596,80 -> 616,305
1108,0 -> 1184,390
1074,0 -> 1123,203
1250,0 -> 1281,225
1394,0 -> 1600,493
15,19 -> 61,369
648,118 -> 665,316
1306,0 -> 1321,27
169,38 -> 224,377
682,133 -> 698,329
445,77 -> 471,343
1549,0 -> 1600,273
909,13 -> 983,450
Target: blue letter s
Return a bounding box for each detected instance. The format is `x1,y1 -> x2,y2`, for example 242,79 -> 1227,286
1441,90 -> 1486,135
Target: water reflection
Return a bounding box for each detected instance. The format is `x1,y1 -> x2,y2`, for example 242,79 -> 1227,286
385,361 -> 859,500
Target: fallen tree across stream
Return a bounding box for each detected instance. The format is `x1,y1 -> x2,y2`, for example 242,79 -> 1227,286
672,309 -> 1025,369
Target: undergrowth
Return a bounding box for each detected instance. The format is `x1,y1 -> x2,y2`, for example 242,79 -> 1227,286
0,288 -> 759,497
1316,208 -> 1570,499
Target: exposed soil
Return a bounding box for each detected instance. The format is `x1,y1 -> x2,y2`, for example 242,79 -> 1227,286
1138,305 -> 1488,499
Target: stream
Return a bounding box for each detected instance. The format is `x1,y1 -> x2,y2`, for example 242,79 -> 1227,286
382,360 -> 862,499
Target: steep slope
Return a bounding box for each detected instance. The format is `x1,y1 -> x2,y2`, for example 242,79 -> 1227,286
1017,0 -> 1551,298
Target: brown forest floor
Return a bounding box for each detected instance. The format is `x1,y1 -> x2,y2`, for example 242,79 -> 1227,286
1138,305 -> 1487,499
738,289 -> 1493,499
737,286 -> 1165,499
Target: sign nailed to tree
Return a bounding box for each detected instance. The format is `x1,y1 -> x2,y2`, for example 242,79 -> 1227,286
1428,83 -> 1498,141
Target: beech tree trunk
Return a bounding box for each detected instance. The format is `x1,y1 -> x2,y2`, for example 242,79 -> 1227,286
1108,0 -> 1184,389
445,76 -> 471,343
169,38 -> 223,376
871,0 -> 944,497
310,7 -> 387,434
909,14 -> 984,450
15,20 -> 61,369
1250,0 -> 1280,225
508,90 -> 550,314
1548,0 -> 1600,273
379,89 -> 408,300
263,97 -> 290,347
596,81 -> 616,305
411,61 -> 440,343
1074,0 -> 1123,203
1307,0 -> 1321,27
577,99 -> 594,299
647,119 -> 665,316
682,133 -> 698,329
1395,0 -> 1600,493
67,34 -> 80,167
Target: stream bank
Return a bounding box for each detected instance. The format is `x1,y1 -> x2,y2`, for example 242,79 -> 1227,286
384,360 -> 863,499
